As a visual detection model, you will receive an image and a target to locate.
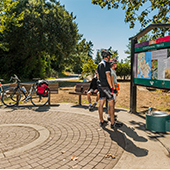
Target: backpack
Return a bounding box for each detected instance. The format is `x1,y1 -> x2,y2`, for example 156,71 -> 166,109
36,80 -> 50,97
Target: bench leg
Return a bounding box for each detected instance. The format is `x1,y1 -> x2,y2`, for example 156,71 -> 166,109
48,93 -> 51,106
79,95 -> 81,105
16,94 -> 19,106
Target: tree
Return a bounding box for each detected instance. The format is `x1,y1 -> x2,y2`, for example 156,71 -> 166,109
0,0 -> 24,33
82,57 -> 97,76
0,0 -> 83,79
69,39 -> 94,73
92,0 -> 170,36
0,0 -> 24,51
94,50 -> 102,64
116,62 -> 131,80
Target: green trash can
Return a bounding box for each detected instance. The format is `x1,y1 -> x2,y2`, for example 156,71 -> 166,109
146,111 -> 170,132
166,120 -> 170,132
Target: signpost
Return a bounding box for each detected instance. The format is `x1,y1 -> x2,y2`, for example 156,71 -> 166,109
129,24 -> 170,114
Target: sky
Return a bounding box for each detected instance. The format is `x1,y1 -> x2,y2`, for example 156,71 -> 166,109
59,0 -> 142,61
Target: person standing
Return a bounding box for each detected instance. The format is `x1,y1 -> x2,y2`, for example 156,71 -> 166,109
97,51 -> 122,129
107,58 -> 118,121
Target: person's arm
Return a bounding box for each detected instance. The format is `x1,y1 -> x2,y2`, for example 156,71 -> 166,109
106,72 -> 113,89
111,75 -> 115,90
89,78 -> 95,90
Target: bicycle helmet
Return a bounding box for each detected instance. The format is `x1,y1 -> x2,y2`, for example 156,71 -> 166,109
110,58 -> 117,66
101,50 -> 113,58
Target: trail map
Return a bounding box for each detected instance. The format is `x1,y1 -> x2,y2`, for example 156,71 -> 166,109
137,52 -> 151,79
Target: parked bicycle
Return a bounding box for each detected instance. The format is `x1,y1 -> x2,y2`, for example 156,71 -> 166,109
1,74 -> 50,107
0,79 -> 4,102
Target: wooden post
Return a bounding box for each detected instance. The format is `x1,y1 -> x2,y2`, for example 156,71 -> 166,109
48,91 -> 51,105
79,95 -> 81,105
130,38 -> 137,114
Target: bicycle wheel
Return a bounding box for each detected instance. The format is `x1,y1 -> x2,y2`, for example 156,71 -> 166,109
2,87 -> 21,107
31,89 -> 50,107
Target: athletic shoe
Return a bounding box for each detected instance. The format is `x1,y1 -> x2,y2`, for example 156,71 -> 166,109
92,102 -> 97,109
107,115 -> 117,121
89,105 -> 93,111
99,120 -> 108,127
111,122 -> 123,129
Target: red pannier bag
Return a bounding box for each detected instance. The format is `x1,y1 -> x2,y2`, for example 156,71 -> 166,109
36,80 -> 50,97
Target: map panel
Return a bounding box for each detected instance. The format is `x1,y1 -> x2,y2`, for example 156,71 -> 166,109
134,36 -> 170,89
137,52 -> 151,79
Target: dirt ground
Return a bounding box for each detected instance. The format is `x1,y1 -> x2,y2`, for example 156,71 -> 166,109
50,81 -> 170,114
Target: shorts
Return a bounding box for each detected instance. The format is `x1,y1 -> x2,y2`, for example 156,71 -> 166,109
88,89 -> 98,95
98,86 -> 114,101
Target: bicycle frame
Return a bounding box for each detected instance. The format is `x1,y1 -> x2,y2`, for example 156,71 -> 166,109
15,82 -> 36,102
0,79 -> 4,101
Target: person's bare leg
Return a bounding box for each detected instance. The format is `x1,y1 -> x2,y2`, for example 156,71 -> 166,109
96,92 -> 99,102
108,99 -> 115,125
98,98 -> 105,122
87,92 -> 91,104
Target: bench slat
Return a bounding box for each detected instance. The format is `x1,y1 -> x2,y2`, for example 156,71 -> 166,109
74,83 -> 90,93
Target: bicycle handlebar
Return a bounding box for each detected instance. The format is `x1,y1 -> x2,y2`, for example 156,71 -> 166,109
10,74 -> 21,83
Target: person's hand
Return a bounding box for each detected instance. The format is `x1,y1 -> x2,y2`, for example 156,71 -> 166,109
111,88 -> 117,94
111,88 -> 114,94
114,89 -> 117,94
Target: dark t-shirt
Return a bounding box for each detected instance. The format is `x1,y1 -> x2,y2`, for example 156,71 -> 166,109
88,77 -> 98,91
97,60 -> 110,87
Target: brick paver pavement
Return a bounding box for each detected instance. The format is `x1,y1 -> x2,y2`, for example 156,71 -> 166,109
0,107 -> 125,169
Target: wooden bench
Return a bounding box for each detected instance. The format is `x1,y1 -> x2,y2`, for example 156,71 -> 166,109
69,83 -> 92,105
69,83 -> 108,107
10,82 -> 59,106
48,83 -> 59,105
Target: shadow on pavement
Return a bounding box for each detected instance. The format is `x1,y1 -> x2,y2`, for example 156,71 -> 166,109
71,105 -> 127,113
129,120 -> 147,131
103,126 -> 148,157
0,104 -> 60,112
119,123 -> 148,142
71,104 -> 108,113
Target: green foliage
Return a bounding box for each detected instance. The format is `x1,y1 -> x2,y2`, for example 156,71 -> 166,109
94,50 -> 102,64
0,0 -> 91,80
82,57 -> 97,76
116,62 -> 131,80
0,0 -> 24,51
0,0 -> 24,33
92,0 -> 170,36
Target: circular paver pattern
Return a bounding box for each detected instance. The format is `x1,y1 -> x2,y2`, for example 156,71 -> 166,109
0,109 -> 125,169
0,126 -> 39,153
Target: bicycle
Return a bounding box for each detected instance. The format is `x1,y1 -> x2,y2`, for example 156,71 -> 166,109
0,79 -> 4,102
1,74 -> 50,107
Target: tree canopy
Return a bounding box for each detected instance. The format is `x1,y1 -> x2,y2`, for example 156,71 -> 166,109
92,0 -> 170,37
0,0 -> 92,79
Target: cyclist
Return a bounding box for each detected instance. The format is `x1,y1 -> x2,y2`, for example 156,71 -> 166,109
97,50 -> 122,129
85,71 -> 99,111
107,58 -> 118,122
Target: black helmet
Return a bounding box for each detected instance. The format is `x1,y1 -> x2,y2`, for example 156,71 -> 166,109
101,50 -> 113,58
